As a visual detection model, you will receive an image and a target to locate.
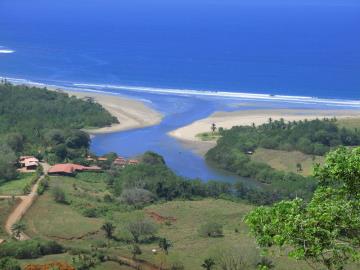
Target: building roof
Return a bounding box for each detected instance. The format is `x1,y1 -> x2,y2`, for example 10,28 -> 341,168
19,157 -> 39,167
24,160 -> 39,167
19,156 -> 35,161
128,159 -> 139,165
48,163 -> 101,174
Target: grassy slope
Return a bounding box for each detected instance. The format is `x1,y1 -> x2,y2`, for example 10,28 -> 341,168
252,148 -> 324,176
0,173 -> 35,195
0,198 -> 18,239
336,118 -> 360,130
20,174 -> 315,270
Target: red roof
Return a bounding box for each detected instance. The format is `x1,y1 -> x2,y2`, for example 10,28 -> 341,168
48,163 -> 101,174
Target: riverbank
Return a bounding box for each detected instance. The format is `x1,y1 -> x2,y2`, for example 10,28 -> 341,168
169,109 -> 360,151
59,90 -> 163,134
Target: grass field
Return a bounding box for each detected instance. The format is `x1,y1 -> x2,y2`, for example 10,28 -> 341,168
0,173 -> 36,195
0,198 -> 19,239
337,117 -> 360,130
196,131 -> 221,141
19,174 -> 319,270
252,148 -> 324,176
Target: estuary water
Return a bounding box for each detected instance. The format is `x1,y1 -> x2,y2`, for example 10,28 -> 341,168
1,0 -> 360,181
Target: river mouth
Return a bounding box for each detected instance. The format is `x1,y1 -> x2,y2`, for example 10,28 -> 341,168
89,88 -> 355,184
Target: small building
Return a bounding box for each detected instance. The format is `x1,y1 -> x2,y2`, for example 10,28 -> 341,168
97,157 -> 108,162
19,156 -> 39,170
128,159 -> 139,165
48,163 -> 102,176
86,156 -> 96,162
113,157 -> 127,167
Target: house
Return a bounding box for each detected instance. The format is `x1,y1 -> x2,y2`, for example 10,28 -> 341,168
19,156 -> 39,170
128,159 -> 139,165
97,157 -> 108,162
86,156 -> 96,162
48,163 -> 102,176
113,157 -> 127,167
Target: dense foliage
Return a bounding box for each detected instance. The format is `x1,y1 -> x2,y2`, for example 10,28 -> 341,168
0,83 -> 117,143
0,239 -> 64,259
0,83 -> 118,181
206,118 -> 360,199
246,147 -> 360,270
109,152 -> 232,203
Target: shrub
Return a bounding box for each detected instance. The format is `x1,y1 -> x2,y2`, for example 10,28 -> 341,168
37,177 -> 49,195
0,257 -> 21,270
82,208 -> 99,218
52,186 -> 67,204
0,240 -> 63,259
199,222 -> 223,238
23,183 -> 31,195
127,218 -> 157,243
120,188 -> 155,207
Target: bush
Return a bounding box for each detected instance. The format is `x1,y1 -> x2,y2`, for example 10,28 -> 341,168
120,188 -> 155,207
37,177 -> 49,195
199,222 -> 223,238
0,240 -> 63,259
0,257 -> 21,270
127,218 -> 158,243
23,183 -> 32,195
82,207 -> 99,218
52,186 -> 67,204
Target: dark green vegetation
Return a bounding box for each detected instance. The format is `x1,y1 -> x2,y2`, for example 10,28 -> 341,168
206,118 -> 360,202
0,83 -> 118,182
246,147 -> 360,270
0,239 -> 63,259
0,149 -> 356,269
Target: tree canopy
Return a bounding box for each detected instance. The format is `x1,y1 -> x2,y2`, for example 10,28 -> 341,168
245,147 -> 360,270
206,118 -> 360,200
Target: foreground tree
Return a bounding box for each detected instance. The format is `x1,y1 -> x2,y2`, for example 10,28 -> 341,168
246,147 -> 360,270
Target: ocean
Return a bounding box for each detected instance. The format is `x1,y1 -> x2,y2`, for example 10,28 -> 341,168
1,0 -> 360,181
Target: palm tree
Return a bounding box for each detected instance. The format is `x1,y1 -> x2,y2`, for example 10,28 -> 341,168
101,222 -> 115,239
211,123 -> 217,133
159,237 -> 172,255
201,258 -> 216,270
11,222 -> 26,239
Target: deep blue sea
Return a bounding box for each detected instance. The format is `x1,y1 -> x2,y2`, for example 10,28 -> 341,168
1,0 -> 360,181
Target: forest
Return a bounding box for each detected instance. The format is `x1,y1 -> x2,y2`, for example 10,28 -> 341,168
0,83 -> 118,182
206,118 -> 360,199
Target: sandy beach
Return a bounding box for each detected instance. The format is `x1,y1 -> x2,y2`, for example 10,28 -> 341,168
169,109 -> 360,145
59,90 -> 163,134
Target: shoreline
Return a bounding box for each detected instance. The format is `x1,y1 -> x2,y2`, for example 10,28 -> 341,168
58,90 -> 163,134
169,109 -> 360,154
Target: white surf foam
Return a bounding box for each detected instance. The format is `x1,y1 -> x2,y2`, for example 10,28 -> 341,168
2,76 -> 359,108
0,49 -> 15,54
73,83 -> 360,107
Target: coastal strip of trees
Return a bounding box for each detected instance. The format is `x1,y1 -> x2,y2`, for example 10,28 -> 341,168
205,118 -> 360,199
0,82 -> 118,182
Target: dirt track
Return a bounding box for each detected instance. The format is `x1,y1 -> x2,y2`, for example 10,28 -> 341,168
3,163 -> 50,240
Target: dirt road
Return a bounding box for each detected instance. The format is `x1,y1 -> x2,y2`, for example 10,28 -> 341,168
4,163 -> 50,240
